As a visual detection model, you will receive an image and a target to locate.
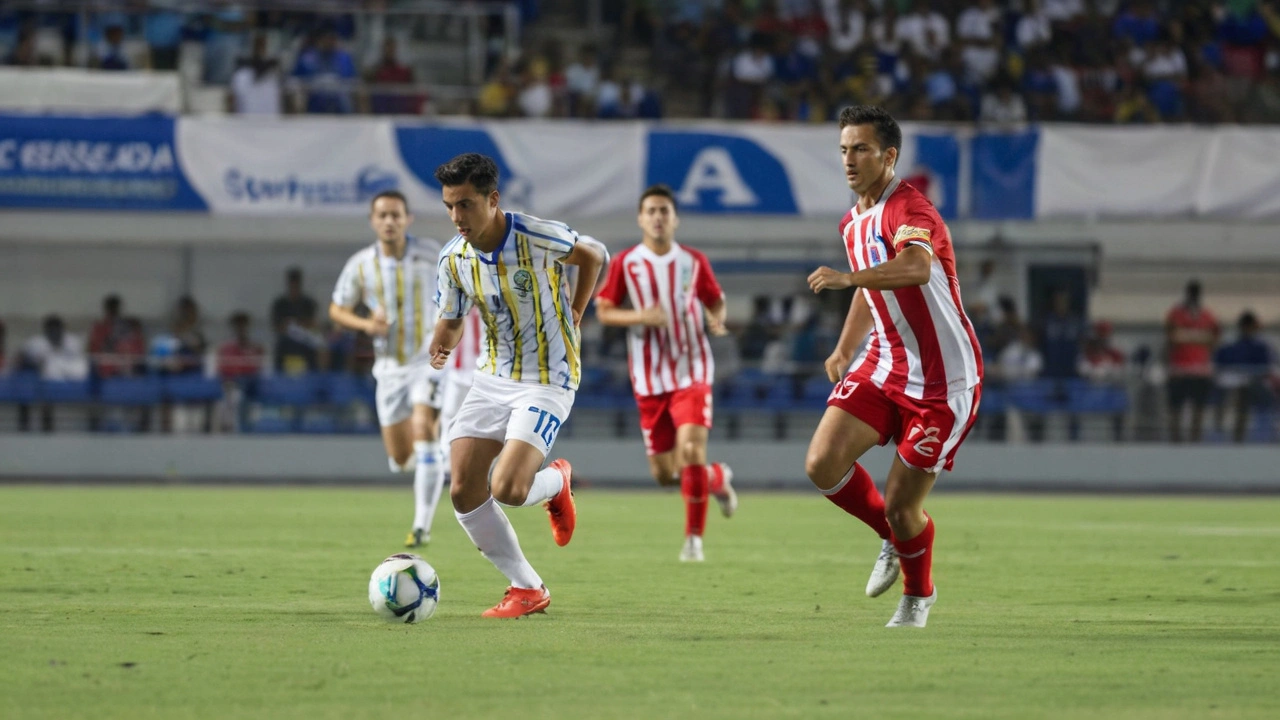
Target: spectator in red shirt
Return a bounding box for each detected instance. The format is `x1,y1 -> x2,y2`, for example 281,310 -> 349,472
367,37 -> 423,115
1080,320 -> 1126,383
1165,279 -> 1219,443
89,295 -> 133,378
216,312 -> 265,381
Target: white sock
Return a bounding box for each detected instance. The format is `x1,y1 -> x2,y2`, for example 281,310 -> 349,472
454,497 -> 543,589
411,441 -> 444,533
517,465 -> 565,507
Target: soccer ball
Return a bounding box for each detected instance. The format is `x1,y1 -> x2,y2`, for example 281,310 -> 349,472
368,553 -> 439,624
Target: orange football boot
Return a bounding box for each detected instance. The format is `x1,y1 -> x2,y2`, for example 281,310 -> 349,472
481,585 -> 551,618
543,458 -> 576,547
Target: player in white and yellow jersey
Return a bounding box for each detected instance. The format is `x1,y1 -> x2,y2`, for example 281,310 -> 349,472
329,190 -> 448,550
427,153 -> 605,619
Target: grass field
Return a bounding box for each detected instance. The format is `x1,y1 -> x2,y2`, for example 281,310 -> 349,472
1,485 -> 1277,720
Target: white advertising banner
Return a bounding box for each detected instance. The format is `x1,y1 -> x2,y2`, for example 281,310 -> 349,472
176,117 -> 436,215
0,67 -> 183,115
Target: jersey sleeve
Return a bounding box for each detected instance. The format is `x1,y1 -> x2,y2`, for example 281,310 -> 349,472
692,251 -> 724,307
331,253 -> 364,309
889,193 -> 944,256
435,251 -> 471,320
596,248 -> 629,305
528,225 -> 579,261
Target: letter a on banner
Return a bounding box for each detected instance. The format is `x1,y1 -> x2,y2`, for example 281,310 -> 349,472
677,147 -> 759,208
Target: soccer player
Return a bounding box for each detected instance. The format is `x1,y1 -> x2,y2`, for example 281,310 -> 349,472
427,153 -> 605,619
595,184 -> 737,563
329,190 -> 448,550
805,106 -> 983,628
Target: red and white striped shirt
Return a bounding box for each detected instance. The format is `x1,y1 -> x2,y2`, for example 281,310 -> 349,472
597,242 -> 724,397
449,307 -> 483,383
842,177 -> 983,400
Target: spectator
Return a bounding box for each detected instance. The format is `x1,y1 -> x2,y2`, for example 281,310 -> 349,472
477,60 -> 516,117
1037,287 -> 1086,380
1165,279 -> 1219,443
144,7 -> 186,71
367,37 -> 423,115
1017,0 -> 1054,52
997,326 -> 1044,382
229,34 -> 283,116
956,0 -> 1003,83
292,28 -> 357,114
1049,48 -> 1083,119
727,32 -> 776,118
1080,320 -> 1127,383
1114,80 -> 1161,123
565,44 -> 601,117
4,28 -> 49,67
270,267 -> 323,375
990,295 -> 1023,359
1142,32 -> 1188,119
89,294 -> 145,378
215,312 -> 265,433
1214,311 -> 1275,443
516,57 -> 554,118
897,0 -> 950,60
980,77 -> 1029,128
150,295 -> 206,376
823,0 -> 868,55
20,315 -> 89,381
969,259 -> 1003,318
1113,0 -> 1160,47
97,23 -> 128,71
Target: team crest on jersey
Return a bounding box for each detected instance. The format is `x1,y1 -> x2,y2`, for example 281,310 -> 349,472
513,269 -> 533,298
680,264 -> 693,294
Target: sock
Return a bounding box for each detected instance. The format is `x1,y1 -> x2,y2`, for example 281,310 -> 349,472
518,465 -> 565,507
821,463 -> 891,539
892,515 -> 935,598
707,463 -> 725,495
681,464 -> 709,537
411,441 -> 444,533
455,497 -> 543,589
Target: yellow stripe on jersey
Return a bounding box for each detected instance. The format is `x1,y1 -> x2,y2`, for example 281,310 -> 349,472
413,267 -> 423,357
371,251 -> 385,317
467,252 -> 500,375
545,260 -> 580,387
494,251 -> 524,381
395,264 -> 406,364
517,234 -> 551,384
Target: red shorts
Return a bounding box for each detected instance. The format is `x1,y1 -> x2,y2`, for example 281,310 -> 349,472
827,373 -> 981,473
635,383 -> 713,456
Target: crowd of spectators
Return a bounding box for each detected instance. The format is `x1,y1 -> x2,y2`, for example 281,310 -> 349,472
4,1 -> 1279,123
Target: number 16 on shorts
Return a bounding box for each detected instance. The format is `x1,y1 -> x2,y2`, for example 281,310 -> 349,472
527,406 -> 562,449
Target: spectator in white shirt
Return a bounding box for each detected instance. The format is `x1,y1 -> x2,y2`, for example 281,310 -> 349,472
1017,0 -> 1054,51
20,315 -> 89,381
823,0 -> 867,54
228,35 -> 283,116
897,0 -> 950,60
564,44 -> 601,117
980,78 -> 1029,128
956,0 -> 1003,82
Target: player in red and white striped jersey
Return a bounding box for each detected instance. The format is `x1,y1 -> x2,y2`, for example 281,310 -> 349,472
595,184 -> 737,563
805,106 -> 984,628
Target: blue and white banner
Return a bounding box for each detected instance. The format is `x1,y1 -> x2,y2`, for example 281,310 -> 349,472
2,115 -> 1279,220
0,114 -> 204,210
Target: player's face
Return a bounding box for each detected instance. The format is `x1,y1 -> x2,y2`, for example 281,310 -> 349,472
839,123 -> 897,196
637,195 -> 679,243
369,197 -> 411,243
442,182 -> 499,241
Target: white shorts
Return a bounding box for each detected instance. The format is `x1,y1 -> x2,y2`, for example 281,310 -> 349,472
374,362 -> 444,427
440,372 -> 474,445
451,373 -> 574,458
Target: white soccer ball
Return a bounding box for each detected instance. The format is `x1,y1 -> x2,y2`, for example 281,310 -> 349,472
368,553 -> 439,624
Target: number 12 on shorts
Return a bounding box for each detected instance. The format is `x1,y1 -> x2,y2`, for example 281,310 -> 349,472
527,406 -> 562,448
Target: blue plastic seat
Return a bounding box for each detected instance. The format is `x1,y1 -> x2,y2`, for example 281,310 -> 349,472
801,376 -> 834,403
164,375 -> 223,403
99,377 -> 163,406
0,373 -> 39,403
254,375 -> 320,406
39,379 -> 94,403
1065,380 -> 1128,414
1007,379 -> 1064,414
978,387 -> 1006,415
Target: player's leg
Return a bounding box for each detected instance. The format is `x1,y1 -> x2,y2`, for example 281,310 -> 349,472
882,386 -> 979,628
490,384 -> 577,547
376,370 -> 416,470
673,423 -> 712,561
406,399 -> 443,548
638,392 -> 678,486
671,383 -> 736,521
647,452 -> 678,487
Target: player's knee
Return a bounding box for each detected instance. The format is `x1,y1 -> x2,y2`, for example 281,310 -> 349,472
883,503 -> 918,534
803,449 -> 831,485
488,473 -> 524,506
388,453 -> 414,473
676,440 -> 705,468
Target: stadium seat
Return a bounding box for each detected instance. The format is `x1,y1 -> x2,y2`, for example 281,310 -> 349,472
1065,380 -> 1129,415
1007,380 -> 1064,414
99,377 -> 163,406
978,387 -> 1006,415
254,375 -> 320,406
801,375 -> 834,404
0,372 -> 39,403
38,379 -> 94,404
163,375 -> 224,403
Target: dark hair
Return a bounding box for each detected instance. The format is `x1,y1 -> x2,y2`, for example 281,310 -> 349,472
370,189 -> 410,213
229,311 -> 251,326
1239,310 -> 1259,330
1186,279 -> 1202,300
434,153 -> 499,196
638,184 -> 678,212
286,266 -> 303,282
838,105 -> 902,155
104,294 -> 122,314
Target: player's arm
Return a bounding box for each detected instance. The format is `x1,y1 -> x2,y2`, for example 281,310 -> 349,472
824,289 -> 874,382
560,240 -> 605,327
595,298 -> 666,328
329,302 -> 388,337
427,317 -> 465,370
704,296 -> 728,336
808,244 -> 932,292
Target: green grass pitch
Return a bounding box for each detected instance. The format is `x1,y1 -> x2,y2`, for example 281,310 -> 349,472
1,485 -> 1277,719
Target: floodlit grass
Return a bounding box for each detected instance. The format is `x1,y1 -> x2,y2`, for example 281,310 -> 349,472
1,486 -> 1277,719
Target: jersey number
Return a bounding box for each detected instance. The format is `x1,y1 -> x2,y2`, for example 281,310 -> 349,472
527,406 -> 563,447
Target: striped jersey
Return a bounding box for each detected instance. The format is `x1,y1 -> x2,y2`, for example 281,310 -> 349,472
332,235 -> 443,373
597,241 -> 724,397
436,211 -> 582,390
448,308 -> 483,383
841,177 -> 983,400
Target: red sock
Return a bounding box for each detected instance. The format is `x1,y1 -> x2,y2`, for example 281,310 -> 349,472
822,463 -> 890,539
892,515 -> 935,597
706,463 -> 725,495
681,464 -> 709,537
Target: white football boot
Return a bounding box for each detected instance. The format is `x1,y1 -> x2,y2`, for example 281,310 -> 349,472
713,464 -> 738,518
866,539 -> 900,597
678,535 -> 705,562
886,587 -> 937,628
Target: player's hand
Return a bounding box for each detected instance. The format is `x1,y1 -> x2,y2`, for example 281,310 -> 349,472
808,267 -> 853,293
429,344 -> 451,370
705,311 -> 729,337
638,305 -> 667,327
824,350 -> 852,383
366,307 -> 390,337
